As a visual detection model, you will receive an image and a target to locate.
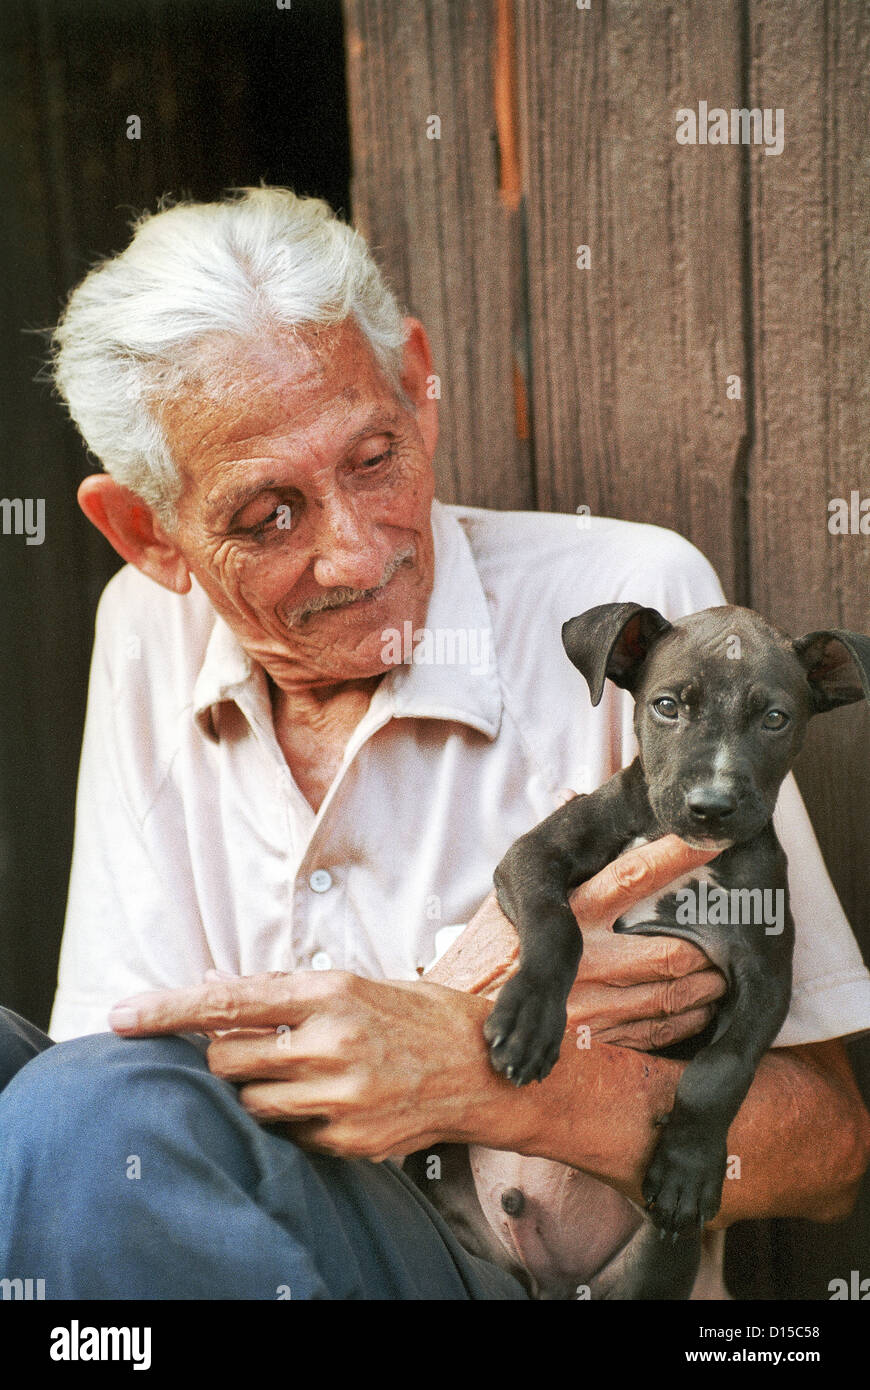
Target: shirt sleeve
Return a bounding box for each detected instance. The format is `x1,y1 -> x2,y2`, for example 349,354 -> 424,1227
49,582 -> 213,1042
612,529 -> 870,1048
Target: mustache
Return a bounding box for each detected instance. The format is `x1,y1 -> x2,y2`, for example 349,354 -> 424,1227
279,545 -> 416,629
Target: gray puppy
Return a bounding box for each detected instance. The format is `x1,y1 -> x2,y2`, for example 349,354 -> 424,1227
483,603 -> 870,1298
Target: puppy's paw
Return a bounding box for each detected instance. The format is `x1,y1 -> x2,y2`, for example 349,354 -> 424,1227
483,974 -> 566,1086
641,1126 -> 727,1236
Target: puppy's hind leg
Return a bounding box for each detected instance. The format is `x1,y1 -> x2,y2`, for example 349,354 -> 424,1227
589,1219 -> 702,1301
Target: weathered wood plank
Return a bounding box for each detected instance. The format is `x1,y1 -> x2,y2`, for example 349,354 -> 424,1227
340,0 -> 869,1300
516,0 -> 747,597
747,0 -> 870,939
342,0 -> 533,509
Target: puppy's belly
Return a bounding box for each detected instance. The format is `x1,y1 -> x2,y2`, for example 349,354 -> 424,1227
467,1146 -> 643,1297
612,836 -> 730,975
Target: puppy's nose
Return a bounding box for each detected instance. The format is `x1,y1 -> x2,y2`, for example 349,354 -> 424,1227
687,786 -> 737,821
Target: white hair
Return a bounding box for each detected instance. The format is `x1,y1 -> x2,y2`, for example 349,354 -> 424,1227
49,187 -> 409,523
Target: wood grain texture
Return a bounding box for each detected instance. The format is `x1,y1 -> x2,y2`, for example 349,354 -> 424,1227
342,0 -> 533,509
747,0 -> 870,941
516,0 -> 748,596
343,0 -> 868,942
343,0 -> 870,1298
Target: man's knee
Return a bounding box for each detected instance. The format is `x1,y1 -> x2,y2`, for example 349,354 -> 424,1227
0,1026 -> 527,1299
2,1026 -> 210,1100
0,1030 -> 247,1183
0,1030 -> 330,1298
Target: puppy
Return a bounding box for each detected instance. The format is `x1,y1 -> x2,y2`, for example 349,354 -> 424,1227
482,603 -> 870,1297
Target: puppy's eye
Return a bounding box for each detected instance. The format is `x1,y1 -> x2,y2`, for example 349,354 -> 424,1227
653,697 -> 679,719
762,709 -> 790,730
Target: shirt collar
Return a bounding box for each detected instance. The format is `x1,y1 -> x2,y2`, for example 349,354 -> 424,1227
192,500 -> 503,741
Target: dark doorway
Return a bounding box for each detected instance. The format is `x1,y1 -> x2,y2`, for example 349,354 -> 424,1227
0,0 -> 351,1027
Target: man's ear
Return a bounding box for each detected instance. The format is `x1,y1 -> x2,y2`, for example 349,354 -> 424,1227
398,317 -> 438,464
793,629 -> 870,713
562,603 -> 672,706
77,475 -> 191,595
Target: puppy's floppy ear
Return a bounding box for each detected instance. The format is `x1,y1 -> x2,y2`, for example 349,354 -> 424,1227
793,629 -> 870,713
562,603 -> 672,706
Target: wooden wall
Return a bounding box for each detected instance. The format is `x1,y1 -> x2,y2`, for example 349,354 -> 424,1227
343,0 -> 869,968
343,0 -> 870,1299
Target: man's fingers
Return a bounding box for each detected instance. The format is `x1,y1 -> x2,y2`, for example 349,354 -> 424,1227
206,1021 -> 346,1081
238,1078 -> 353,1123
277,1117 -> 379,1159
577,929 -> 716,986
108,970 -> 350,1035
570,834 -> 719,925
596,1006 -> 716,1052
567,967 -> 726,1031
205,1025 -> 277,1041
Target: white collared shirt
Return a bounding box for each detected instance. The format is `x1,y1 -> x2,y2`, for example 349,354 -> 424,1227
50,501 -> 870,1296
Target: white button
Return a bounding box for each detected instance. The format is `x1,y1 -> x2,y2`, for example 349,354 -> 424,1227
309,869 -> 333,893
311,951 -> 333,971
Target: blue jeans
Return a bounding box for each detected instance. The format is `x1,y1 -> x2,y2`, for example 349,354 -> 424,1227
0,1007 -> 526,1300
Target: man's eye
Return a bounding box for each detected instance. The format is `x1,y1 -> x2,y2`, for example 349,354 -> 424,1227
249,503 -> 292,537
653,697 -> 679,719
358,444 -> 394,470
762,709 -> 790,730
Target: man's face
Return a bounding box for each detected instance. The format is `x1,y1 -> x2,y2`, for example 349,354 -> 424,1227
161,318 -> 437,690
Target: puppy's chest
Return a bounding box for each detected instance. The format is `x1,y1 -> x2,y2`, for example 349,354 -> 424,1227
611,836 -> 730,970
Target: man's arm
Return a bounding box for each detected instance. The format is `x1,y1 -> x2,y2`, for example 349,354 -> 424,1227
50,570 -> 215,1041
108,970 -> 870,1226
706,1038 -> 870,1226
427,885 -> 870,1225
109,836 -> 870,1227
466,1023 -> 870,1227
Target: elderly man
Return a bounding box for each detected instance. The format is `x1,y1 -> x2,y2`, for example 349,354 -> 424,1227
0,188 -> 868,1300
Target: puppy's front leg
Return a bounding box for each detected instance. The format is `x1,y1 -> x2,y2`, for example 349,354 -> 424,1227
484,765 -> 645,1085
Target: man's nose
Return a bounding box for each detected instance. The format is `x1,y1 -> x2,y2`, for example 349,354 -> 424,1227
310,497 -> 388,591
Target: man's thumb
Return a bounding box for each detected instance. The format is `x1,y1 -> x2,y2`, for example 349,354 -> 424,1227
569,835 -> 718,922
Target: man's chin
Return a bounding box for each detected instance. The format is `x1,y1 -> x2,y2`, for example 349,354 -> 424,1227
273,602 -> 426,678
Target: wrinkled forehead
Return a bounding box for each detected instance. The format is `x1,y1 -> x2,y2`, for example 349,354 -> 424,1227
166,318 -> 386,416
158,319 -> 400,484
643,610 -> 804,692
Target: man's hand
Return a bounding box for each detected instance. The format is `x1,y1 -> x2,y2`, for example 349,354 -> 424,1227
108,834 -> 723,1162
427,833 -> 726,1051
109,970 -> 516,1162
